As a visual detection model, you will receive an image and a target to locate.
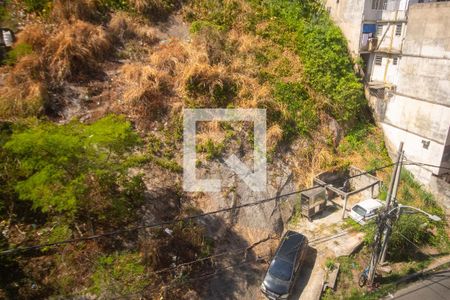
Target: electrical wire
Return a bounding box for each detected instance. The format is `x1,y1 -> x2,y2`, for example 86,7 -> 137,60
386,223 -> 436,262
2,159 -> 442,255
405,161 -> 450,171
111,253 -> 272,300
109,230 -> 351,299
0,186 -> 316,255
0,155 -> 445,299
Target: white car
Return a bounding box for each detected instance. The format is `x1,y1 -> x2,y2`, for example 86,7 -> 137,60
349,198 -> 384,225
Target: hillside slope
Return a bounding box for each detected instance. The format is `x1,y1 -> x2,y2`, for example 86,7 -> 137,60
1,1 -> 446,299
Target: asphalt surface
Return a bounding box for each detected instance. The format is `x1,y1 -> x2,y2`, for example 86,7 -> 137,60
387,269 -> 450,300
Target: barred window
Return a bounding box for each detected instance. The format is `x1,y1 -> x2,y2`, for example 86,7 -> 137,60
372,0 -> 388,10
375,55 -> 383,65
395,24 -> 402,36
376,24 -> 383,36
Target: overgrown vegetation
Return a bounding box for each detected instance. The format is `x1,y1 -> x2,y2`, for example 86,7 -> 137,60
3,115 -> 143,223
90,252 -> 148,297
0,0 -> 446,299
187,0 -> 366,134
332,125 -> 450,299
3,43 -> 33,65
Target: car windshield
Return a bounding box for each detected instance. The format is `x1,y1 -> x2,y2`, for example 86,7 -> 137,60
352,205 -> 367,217
269,259 -> 293,281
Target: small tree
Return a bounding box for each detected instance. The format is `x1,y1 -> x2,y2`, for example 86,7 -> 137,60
4,115 -> 144,223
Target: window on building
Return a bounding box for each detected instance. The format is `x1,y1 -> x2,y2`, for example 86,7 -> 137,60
375,55 -> 383,65
395,24 -> 402,36
376,24 -> 383,36
393,57 -> 398,65
372,0 -> 387,10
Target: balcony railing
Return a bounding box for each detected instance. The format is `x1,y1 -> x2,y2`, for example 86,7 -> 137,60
360,37 -> 378,52
363,9 -> 407,22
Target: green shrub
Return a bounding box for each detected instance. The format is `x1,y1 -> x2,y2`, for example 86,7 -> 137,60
186,72 -> 237,107
46,224 -> 72,244
338,125 -> 372,154
325,257 -> 336,270
197,139 -> 224,160
98,0 -> 129,10
388,214 -> 431,260
187,0 -> 241,31
274,82 -> 318,138
4,43 -> 33,65
3,115 -> 142,220
190,20 -> 223,33
22,0 -> 51,13
147,134 -> 182,172
289,197 -> 303,225
90,252 -> 147,296
0,2 -> 9,22
249,0 -> 365,124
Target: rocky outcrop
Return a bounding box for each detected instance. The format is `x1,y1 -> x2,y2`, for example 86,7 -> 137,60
192,151 -> 298,255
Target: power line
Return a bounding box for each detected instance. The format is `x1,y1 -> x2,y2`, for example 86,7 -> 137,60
153,245 -> 253,275
0,186 -> 316,255
68,231 -> 335,298
386,223 -> 435,262
154,229 -> 348,276
404,161 -> 450,171
0,160 -> 426,255
111,253 -> 272,300
110,230 -> 351,299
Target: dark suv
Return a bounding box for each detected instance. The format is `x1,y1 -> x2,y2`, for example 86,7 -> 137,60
260,230 -> 308,299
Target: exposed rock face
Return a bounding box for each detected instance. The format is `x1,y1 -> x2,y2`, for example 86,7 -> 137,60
137,126 -> 301,255
192,151 -> 298,254
326,115 -> 344,148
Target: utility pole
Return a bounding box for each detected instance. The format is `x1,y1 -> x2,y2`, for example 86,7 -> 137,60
366,142 -> 404,288
380,149 -> 403,264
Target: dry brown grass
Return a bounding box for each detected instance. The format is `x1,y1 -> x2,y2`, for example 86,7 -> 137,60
128,0 -> 176,16
229,30 -> 265,55
149,40 -> 189,75
196,121 -> 226,145
43,20 -> 112,82
0,83 -> 45,120
128,0 -> 151,13
5,53 -> 43,84
15,23 -> 47,51
267,124 -> 283,149
118,63 -> 171,125
180,62 -> 236,107
233,76 -> 270,106
51,0 -> 99,22
0,53 -> 46,120
108,12 -> 159,44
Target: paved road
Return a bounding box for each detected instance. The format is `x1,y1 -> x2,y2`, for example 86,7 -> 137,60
386,269 -> 450,300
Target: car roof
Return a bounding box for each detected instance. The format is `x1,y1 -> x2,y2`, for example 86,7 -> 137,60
355,198 -> 383,210
275,231 -> 306,262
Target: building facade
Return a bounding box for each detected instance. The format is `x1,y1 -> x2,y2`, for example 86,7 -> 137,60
326,0 -> 450,205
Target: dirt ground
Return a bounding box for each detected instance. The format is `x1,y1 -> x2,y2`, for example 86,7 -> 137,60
201,198 -> 366,300
287,197 -> 366,300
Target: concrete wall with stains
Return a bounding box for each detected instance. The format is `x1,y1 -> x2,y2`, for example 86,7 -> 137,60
328,0 -> 450,209
383,2 -> 450,179
325,0 -> 365,56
